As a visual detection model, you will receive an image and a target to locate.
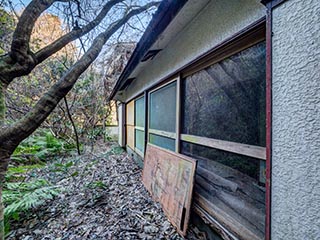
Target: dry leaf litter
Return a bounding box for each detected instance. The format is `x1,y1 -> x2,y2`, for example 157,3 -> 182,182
7,141 -> 207,240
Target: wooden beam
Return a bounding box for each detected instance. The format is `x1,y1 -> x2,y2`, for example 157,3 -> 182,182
194,193 -> 263,240
144,91 -> 148,156
197,166 -> 239,193
265,3 -> 273,239
149,128 -> 176,139
135,148 -> 144,157
175,76 -> 181,152
135,126 -> 144,131
193,203 -> 237,240
181,134 -> 266,160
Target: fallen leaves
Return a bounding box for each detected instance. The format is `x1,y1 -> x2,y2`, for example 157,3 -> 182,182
7,141 -> 206,240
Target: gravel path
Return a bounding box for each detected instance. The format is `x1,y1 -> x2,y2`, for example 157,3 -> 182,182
7,141 -> 205,240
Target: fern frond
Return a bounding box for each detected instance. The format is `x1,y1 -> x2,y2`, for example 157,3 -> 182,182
5,179 -> 48,191
3,180 -> 60,218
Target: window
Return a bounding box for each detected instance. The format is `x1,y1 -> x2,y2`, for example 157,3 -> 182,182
125,23 -> 267,239
181,41 -> 266,179
126,96 -> 146,157
149,134 -> 176,151
148,81 -> 177,151
180,41 -> 266,238
126,100 -> 135,150
135,96 -> 145,155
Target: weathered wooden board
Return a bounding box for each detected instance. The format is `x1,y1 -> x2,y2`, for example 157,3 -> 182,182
181,134 -> 266,160
142,144 -> 197,236
193,156 -> 265,240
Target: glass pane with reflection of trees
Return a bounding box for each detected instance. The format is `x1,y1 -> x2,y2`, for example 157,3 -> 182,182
135,129 -> 145,152
150,82 -> 177,133
135,97 -> 145,128
181,41 -> 266,182
182,41 -> 266,147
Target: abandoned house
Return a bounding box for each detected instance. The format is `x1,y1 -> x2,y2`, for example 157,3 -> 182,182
109,0 -> 320,239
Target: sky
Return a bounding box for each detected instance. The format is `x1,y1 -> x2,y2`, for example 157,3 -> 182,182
4,0 -> 30,10
2,0 -> 156,59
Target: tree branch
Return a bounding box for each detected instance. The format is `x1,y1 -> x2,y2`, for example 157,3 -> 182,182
0,1 -> 159,147
64,96 -> 81,155
35,0 -> 124,64
10,0 -> 70,63
100,2 -> 159,43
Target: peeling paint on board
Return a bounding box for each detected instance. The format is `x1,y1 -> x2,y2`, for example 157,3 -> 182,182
142,144 -> 197,236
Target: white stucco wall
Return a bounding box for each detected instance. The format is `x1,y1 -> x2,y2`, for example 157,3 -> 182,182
122,0 -> 266,102
271,0 -> 320,239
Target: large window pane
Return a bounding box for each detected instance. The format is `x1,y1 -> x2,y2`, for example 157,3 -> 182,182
182,42 -> 266,146
135,97 -> 145,127
135,129 -> 144,153
149,134 -> 175,151
150,82 -> 176,132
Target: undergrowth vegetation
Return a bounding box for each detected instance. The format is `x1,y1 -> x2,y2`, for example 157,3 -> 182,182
3,130 -> 79,234
3,180 -> 60,232
12,129 -> 79,163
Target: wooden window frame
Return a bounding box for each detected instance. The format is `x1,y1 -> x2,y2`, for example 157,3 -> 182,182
147,77 -> 180,152
140,18 -> 267,161
125,100 -> 135,151
181,134 -> 266,160
179,20 -> 266,161
177,19 -> 267,240
134,95 -> 145,157
125,95 -> 145,157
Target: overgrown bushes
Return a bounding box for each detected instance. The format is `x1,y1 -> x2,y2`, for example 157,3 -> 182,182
12,130 -> 79,163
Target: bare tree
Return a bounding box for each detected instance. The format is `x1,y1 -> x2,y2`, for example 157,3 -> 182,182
0,0 -> 159,238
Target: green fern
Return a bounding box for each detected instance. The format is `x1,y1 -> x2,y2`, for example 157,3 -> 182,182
12,130 -> 77,161
6,164 -> 45,182
3,179 -> 60,218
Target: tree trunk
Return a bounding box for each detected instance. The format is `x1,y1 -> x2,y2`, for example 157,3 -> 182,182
0,82 -> 9,240
0,1 -> 159,238
0,82 -> 6,125
0,149 -> 12,240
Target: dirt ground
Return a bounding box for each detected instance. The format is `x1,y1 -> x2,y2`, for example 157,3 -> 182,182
7,141 -> 207,240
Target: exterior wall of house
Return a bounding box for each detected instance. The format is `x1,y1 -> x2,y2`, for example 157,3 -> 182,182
271,0 -> 320,239
122,0 -> 266,102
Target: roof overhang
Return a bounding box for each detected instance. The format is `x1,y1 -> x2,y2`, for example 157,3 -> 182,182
108,0 -> 210,101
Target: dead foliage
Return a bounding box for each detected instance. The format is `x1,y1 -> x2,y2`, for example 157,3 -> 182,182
7,141 -> 207,240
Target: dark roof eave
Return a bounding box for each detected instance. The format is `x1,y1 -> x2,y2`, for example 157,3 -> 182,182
108,0 -> 188,102
260,0 -> 287,6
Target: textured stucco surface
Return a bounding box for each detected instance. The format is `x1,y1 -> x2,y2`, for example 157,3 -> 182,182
271,0 -> 320,239
122,0 -> 265,101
